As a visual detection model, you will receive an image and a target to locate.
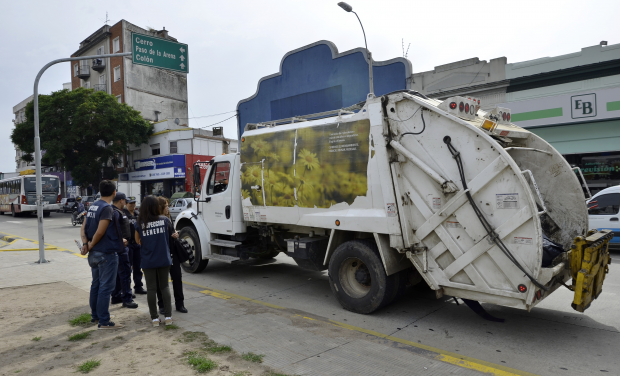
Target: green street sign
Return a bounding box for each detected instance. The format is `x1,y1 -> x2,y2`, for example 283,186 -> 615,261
131,32 -> 189,73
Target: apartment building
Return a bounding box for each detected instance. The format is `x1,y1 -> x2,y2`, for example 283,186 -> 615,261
70,20 -> 188,122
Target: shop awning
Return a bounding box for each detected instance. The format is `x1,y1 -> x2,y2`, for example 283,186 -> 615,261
529,119 -> 620,155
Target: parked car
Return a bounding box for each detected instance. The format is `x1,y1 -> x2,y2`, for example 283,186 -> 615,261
169,198 -> 192,220
587,185 -> 620,248
59,197 -> 76,213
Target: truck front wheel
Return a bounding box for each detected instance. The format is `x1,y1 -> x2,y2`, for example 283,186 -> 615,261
179,226 -> 209,273
328,240 -> 397,314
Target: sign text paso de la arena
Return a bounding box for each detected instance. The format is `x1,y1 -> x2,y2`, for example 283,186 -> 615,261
131,32 -> 189,73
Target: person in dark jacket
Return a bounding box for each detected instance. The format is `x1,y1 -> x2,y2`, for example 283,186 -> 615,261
155,196 -> 187,313
80,180 -> 124,329
135,196 -> 176,327
110,192 -> 138,308
124,198 -> 146,295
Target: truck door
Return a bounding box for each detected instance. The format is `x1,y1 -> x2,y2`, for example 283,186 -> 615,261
203,160 -> 234,234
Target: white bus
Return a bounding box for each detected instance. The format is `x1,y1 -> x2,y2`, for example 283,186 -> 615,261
0,175 -> 61,217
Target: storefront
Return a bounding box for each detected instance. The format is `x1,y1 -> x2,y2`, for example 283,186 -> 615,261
506,86 -> 620,195
119,155 -> 186,198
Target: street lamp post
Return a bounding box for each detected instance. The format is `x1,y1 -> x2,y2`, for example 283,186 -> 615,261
33,52 -> 132,263
337,2 -> 374,97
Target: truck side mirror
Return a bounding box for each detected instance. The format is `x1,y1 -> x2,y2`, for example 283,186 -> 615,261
193,165 -> 202,191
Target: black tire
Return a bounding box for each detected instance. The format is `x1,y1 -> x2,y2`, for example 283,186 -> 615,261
328,239 -> 398,314
11,205 -> 20,218
43,211 -> 51,217
179,226 -> 209,273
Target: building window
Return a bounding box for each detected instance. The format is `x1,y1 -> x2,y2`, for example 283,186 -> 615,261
151,144 -> 160,156
116,95 -> 122,103
170,141 -> 177,154
132,149 -> 141,163
83,80 -> 90,89
114,66 -> 121,82
96,45 -> 104,55
73,64 -> 78,77
113,37 -> 120,52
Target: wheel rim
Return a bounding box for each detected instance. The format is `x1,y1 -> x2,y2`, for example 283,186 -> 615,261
339,257 -> 372,298
181,233 -> 196,266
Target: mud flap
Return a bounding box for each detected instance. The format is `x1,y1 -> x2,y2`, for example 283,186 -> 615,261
569,230 -> 613,313
462,299 -> 505,323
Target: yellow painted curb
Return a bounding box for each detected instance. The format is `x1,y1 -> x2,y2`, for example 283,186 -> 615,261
181,280 -> 537,376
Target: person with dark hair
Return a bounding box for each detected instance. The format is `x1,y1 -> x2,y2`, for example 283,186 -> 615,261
124,198 -> 146,295
110,192 -> 138,309
155,197 -> 187,314
135,196 -> 174,327
80,180 -> 124,330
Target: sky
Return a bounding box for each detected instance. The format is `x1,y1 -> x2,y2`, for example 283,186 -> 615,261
1,0 -> 618,173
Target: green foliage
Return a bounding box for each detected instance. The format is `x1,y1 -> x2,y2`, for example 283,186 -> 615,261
203,339 -> 232,354
77,359 -> 101,373
69,313 -> 92,326
68,331 -> 93,341
164,324 -> 180,330
11,88 -> 152,187
241,352 -> 264,363
31,336 -> 41,341
186,352 -> 217,373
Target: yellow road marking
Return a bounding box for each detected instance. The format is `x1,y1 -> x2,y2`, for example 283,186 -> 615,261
183,280 -> 537,376
329,320 -> 536,376
0,230 -> 537,375
182,280 -> 284,309
0,247 -> 57,252
0,232 -> 85,258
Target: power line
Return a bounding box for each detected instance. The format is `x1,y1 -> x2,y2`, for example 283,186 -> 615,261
177,110 -> 236,120
198,114 -> 238,129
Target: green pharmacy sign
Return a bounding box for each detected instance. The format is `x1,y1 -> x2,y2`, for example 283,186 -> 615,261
131,32 -> 188,73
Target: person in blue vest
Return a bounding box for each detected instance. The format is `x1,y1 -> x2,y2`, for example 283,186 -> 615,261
135,196 -> 176,327
80,180 -> 125,330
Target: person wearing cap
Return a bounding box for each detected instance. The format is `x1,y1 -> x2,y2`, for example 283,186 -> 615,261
124,197 -> 146,295
110,192 -> 138,309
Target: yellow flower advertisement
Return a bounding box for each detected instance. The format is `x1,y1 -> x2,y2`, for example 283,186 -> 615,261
241,119 -> 371,208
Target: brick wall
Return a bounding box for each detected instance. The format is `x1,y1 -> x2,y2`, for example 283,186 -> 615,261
109,21 -> 124,102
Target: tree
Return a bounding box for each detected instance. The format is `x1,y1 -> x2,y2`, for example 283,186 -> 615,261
11,88 -> 152,188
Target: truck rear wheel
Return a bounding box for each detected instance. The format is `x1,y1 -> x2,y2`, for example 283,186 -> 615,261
328,240 -> 397,314
179,226 -> 209,273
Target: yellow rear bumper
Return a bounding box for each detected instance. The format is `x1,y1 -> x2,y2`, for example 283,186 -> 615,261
569,230 -> 613,312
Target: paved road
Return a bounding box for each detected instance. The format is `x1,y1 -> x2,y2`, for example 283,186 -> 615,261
1,212 -> 619,375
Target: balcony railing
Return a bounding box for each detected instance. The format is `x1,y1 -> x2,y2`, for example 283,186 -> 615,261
92,58 -> 106,72
94,84 -> 107,93
77,64 -> 90,79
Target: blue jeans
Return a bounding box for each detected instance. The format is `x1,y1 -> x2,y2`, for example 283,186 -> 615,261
89,251 -> 118,325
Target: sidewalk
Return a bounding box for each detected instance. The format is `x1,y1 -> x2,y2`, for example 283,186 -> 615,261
0,244 -> 526,376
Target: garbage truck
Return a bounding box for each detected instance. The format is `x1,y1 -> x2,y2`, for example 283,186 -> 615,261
174,91 -> 612,315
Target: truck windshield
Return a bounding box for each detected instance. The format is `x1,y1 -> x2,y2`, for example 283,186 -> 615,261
24,177 -> 59,193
